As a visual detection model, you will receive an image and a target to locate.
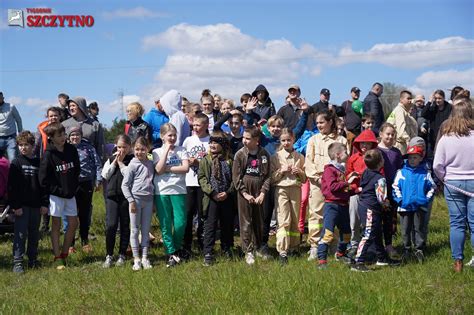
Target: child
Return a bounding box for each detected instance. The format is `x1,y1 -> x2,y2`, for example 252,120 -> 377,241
121,136 -> 154,271
377,123 -> 404,258
198,131 -> 235,266
182,113 -> 210,255
361,113 -> 375,132
214,111 -> 244,155
317,142 -> 358,269
351,149 -> 400,272
101,134 -> 134,268
39,123 -> 80,270
232,126 -> 271,265
201,89 -> 220,132
336,118 -> 347,138
68,126 -> 102,253
9,131 -> 49,273
392,145 -> 436,263
153,123 -> 190,267
305,109 -> 348,261
270,128 -> 306,264
345,129 -> 378,257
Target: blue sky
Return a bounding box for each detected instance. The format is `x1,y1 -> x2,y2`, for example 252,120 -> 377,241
1,0 -> 473,131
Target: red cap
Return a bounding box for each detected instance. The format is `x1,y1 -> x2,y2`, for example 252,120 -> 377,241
407,145 -> 424,155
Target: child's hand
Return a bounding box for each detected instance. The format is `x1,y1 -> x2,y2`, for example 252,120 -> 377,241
40,206 -> 48,215
254,192 -> 265,205
348,175 -> 358,184
246,97 -> 258,111
189,157 -> 198,167
243,192 -> 255,204
163,143 -> 174,152
215,192 -> 228,201
291,166 -> 302,176
129,202 -> 137,214
13,208 -> 23,216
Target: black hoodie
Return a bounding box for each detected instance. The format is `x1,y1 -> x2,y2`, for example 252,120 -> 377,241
251,84 -> 276,120
39,142 -> 80,201
359,168 -> 386,212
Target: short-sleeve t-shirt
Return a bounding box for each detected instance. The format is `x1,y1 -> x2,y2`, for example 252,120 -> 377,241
182,135 -> 210,187
245,154 -> 261,177
152,146 -> 189,195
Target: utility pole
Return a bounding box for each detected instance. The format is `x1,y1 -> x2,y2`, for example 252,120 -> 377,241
118,89 -> 124,119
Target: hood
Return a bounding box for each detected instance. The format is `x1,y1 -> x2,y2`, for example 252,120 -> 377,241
352,129 -> 378,154
252,84 -> 270,101
160,90 -> 182,117
68,97 -> 88,117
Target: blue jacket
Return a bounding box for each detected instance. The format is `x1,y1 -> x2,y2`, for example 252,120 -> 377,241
143,108 -> 169,148
392,161 -> 436,212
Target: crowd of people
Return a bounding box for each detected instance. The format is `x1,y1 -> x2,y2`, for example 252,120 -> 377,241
0,82 -> 472,274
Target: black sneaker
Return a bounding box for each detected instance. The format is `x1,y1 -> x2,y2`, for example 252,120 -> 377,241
401,249 -> 411,264
279,254 -> 288,265
335,252 -> 353,265
222,249 -> 234,260
203,254 -> 214,267
12,263 -> 24,274
376,257 -> 401,266
28,260 -> 41,269
166,254 -> 181,268
414,250 -> 425,264
178,249 -> 191,261
351,263 -> 371,272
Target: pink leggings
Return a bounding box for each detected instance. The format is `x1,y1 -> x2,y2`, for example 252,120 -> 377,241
298,179 -> 310,234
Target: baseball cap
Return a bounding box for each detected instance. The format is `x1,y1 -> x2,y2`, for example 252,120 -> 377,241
351,87 -> 361,93
320,88 -> 330,96
407,145 -> 424,156
288,84 -> 300,92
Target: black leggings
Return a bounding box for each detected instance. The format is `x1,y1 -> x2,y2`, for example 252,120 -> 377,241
184,186 -> 204,251
203,197 -> 235,255
105,196 -> 130,256
75,181 -> 94,245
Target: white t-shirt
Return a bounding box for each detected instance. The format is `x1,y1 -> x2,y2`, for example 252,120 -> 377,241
152,146 -> 189,195
205,112 -> 215,133
182,134 -> 210,187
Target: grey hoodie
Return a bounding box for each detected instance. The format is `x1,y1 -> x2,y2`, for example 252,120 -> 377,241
121,157 -> 154,203
160,90 -> 191,146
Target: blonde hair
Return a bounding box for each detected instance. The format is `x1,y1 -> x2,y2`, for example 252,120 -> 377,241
160,123 -> 177,139
127,102 -> 145,117
440,100 -> 473,137
267,115 -> 284,127
278,128 -> 295,151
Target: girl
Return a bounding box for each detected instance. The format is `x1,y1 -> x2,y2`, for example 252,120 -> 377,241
377,123 -> 404,258
198,131 -> 235,266
232,126 -> 271,265
271,128 -> 306,264
305,109 -> 348,261
101,135 -> 134,268
124,102 -> 153,145
153,123 -> 190,268
121,136 -> 154,271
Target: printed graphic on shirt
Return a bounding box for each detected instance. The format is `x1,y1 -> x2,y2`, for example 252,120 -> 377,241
21,164 -> 39,176
245,154 -> 261,177
55,161 -> 75,174
166,152 -> 183,167
188,143 -> 207,175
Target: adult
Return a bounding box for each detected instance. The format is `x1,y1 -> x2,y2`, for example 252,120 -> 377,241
124,102 -> 153,146
143,99 -> 170,149
410,95 -> 429,141
312,88 -> 345,117
159,89 -> 191,146
363,82 -> 385,134
57,93 -> 70,121
251,84 -> 276,121
0,92 -> 23,161
386,90 -> 418,155
88,102 -> 99,122
277,84 -> 304,130
433,100 -> 474,272
341,87 -> 362,146
62,96 -> 105,159
421,89 -> 452,159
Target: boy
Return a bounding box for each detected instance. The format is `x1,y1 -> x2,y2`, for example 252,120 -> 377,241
39,123 -> 80,269
9,131 -> 49,273
392,145 -> 436,263
182,113 -> 210,256
317,142 -> 358,269
214,110 -> 244,155
351,149 -> 400,272
361,113 -> 375,132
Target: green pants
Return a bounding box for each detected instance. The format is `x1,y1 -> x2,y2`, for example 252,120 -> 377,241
155,194 -> 187,255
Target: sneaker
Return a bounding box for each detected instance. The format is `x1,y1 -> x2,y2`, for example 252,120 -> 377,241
279,254 -> 288,265
203,254 -> 214,267
12,263 -> 24,274
256,247 -> 272,260
53,258 -> 66,270
82,244 -> 93,254
141,257 -> 152,270
334,252 -> 353,264
132,259 -> 142,271
414,250 -> 425,264
401,249 -> 411,264
318,260 -> 328,270
245,252 -> 255,265
376,257 -> 401,266
307,247 -> 318,261
115,255 -> 126,267
178,248 -> 191,261
102,255 -> 113,268
351,263 -> 371,272
166,254 -> 181,268
465,256 -> 474,268
385,245 -> 399,259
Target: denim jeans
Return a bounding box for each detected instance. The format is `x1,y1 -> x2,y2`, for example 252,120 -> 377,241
13,207 -> 41,264
444,180 -> 474,260
0,135 -> 17,161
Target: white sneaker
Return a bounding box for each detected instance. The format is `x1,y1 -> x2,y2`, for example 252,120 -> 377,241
115,255 -> 126,267
141,257 -> 152,270
245,252 -> 255,265
466,256 -> 474,268
307,247 -> 318,261
102,255 -> 113,268
132,259 -> 142,271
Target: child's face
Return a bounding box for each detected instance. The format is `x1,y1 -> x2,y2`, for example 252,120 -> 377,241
162,131 -> 177,146
134,143 -> 148,161
380,127 -> 395,147
408,154 -> 423,167
268,123 -> 282,138
316,115 -> 332,135
362,119 -> 374,130
337,123 -> 345,136
51,131 -> 66,147
116,140 -> 131,155
209,141 -> 223,154
18,142 -> 33,157
221,103 -> 232,114
359,142 -> 374,153
193,120 -> 208,137
202,101 -> 213,114
280,134 -> 294,151
241,100 -> 248,109
336,149 -> 348,163
256,91 -> 266,102
230,117 -> 242,134
69,132 -> 82,145
47,110 -> 60,124
242,132 -> 258,150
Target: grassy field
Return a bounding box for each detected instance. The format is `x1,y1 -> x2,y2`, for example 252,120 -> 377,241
0,194 -> 472,314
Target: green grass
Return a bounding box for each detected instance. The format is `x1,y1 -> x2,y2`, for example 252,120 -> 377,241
0,194 -> 472,314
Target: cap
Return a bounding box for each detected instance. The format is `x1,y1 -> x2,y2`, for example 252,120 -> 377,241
288,84 -> 301,92
351,87 -> 361,93
408,136 -> 425,147
407,145 -> 424,156
320,88 -> 330,96
414,95 -> 425,102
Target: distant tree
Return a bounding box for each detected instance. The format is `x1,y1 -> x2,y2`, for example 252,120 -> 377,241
380,82 -> 407,119
104,118 -> 126,143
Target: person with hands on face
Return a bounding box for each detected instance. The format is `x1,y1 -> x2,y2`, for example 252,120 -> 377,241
9,131 -> 49,273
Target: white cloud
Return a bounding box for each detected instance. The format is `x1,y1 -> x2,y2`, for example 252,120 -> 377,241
103,7 -> 167,19
104,94 -> 141,114
408,68 -> 474,96
334,37 -> 474,69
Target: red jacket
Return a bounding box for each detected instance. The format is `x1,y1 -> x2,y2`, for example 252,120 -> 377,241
346,130 -> 379,190
321,164 -> 353,205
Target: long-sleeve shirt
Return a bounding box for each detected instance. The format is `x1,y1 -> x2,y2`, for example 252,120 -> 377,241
386,104 -> 418,155
0,102 -> 22,136
270,149 -> 306,187
121,157 -> 154,203
305,133 -> 348,181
